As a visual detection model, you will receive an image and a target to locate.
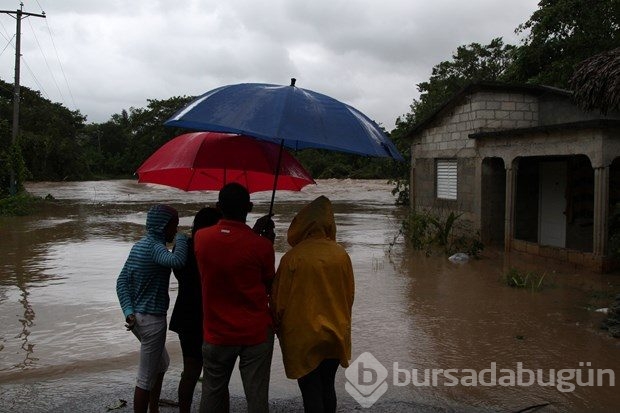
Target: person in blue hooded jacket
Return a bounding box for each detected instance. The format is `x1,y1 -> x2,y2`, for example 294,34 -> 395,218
116,204 -> 189,413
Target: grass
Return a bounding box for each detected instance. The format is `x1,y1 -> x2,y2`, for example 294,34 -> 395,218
503,267 -> 547,291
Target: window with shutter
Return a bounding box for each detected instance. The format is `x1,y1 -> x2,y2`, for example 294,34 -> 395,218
436,159 -> 457,200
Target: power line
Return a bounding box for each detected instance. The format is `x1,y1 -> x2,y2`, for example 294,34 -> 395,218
20,54 -> 50,100
0,35 -> 14,58
27,17 -> 64,102
43,18 -> 77,110
0,16 -> 14,59
32,0 -> 45,15
0,8 -> 50,99
4,2 -> 77,111
0,17 -> 11,40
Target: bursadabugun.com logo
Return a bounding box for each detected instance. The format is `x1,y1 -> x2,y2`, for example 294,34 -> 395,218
345,352 -> 616,409
345,352 -> 388,408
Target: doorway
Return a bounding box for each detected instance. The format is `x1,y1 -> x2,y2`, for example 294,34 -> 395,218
538,161 -> 567,247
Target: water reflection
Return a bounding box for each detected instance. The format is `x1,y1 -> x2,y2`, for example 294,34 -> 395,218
15,286 -> 37,369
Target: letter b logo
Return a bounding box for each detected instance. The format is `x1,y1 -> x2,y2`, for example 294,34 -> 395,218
360,362 -> 377,385
345,352 -> 388,408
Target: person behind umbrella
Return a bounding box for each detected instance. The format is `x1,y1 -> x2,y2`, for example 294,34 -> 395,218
271,196 -> 354,413
170,207 -> 222,413
194,183 -> 276,413
116,204 -> 189,413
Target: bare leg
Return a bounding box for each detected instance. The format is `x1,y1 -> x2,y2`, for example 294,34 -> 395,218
178,357 -> 202,413
148,372 -> 165,413
134,386 -> 150,413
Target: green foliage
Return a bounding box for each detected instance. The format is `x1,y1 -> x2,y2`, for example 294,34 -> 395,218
506,0 -> 620,88
0,192 -> 43,216
400,209 -> 432,251
293,147 -> 403,180
0,76 -> 405,201
0,143 -> 28,197
503,267 -> 547,291
415,38 -> 516,124
397,208 -> 484,256
0,78 -> 88,191
79,96 -> 195,177
5,0 -> 617,205
389,177 -> 409,206
392,0 -> 620,204
389,38 -> 514,204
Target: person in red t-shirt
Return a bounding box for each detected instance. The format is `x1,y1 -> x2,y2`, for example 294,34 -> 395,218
194,183 -> 275,413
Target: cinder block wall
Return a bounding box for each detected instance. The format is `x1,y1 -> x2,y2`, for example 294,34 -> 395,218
414,91 -> 538,154
412,90 -> 539,235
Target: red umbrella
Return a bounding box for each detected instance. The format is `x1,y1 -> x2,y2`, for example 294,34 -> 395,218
136,132 -> 315,195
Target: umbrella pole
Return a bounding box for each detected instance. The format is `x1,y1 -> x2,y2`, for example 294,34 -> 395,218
268,140 -> 284,215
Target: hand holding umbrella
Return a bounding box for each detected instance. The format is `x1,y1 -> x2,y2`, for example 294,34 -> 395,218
252,214 -> 276,243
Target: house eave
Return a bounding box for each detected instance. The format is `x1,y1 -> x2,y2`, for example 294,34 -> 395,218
406,81 -> 573,139
468,119 -> 620,139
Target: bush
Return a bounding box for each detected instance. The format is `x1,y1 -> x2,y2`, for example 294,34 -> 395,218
396,208 -> 484,256
0,192 -> 44,216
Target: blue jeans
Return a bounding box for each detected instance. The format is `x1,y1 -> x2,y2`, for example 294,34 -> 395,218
131,313 -> 169,390
199,330 -> 274,413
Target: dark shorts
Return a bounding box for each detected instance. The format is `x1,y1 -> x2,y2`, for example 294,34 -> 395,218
178,331 -> 203,361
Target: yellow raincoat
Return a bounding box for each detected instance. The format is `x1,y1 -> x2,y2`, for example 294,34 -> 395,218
271,196 -> 354,379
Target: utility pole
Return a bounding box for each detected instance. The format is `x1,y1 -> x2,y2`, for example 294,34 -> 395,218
1,2 -> 45,195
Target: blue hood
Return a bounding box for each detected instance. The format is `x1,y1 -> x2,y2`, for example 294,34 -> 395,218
146,204 -> 178,241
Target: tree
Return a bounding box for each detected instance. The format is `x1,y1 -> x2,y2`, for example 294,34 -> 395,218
506,0 -> 620,88
390,38 -> 516,204
411,38 -> 516,126
0,78 -> 88,189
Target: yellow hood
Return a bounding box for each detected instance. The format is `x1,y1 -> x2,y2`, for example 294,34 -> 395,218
272,196 -> 354,379
287,195 -> 336,246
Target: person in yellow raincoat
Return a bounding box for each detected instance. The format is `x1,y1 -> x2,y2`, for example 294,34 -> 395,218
271,195 -> 354,413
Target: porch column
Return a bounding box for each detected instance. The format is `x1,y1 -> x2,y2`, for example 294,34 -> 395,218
504,164 -> 517,251
593,166 -> 610,256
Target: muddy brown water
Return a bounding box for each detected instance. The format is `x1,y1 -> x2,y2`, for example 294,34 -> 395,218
0,179 -> 618,412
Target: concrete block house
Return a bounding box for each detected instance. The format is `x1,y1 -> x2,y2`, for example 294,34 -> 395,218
407,81 -> 620,271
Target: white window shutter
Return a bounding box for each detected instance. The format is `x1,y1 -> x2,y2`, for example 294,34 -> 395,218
436,160 -> 457,200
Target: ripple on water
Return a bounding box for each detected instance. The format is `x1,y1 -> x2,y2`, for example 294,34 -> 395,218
2,180 -> 618,412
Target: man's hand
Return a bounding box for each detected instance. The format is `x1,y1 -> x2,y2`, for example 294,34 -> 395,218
125,314 -> 136,331
253,214 -> 275,243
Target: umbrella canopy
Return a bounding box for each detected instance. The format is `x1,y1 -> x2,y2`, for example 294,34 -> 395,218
136,132 -> 315,193
164,79 -> 404,161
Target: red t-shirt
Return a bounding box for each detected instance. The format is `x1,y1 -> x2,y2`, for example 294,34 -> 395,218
194,219 -> 275,346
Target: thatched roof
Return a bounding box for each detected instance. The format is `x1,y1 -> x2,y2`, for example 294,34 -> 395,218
570,48 -> 620,115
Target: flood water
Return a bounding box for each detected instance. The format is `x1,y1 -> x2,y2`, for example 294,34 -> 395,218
0,179 -> 619,412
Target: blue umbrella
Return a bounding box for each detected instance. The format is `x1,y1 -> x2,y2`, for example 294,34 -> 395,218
164,79 -> 404,212
165,79 -> 404,160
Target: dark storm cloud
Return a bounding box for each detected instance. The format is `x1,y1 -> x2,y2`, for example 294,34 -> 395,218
0,0 -> 539,128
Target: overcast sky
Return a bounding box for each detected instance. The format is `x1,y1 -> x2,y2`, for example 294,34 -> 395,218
0,0 -> 540,130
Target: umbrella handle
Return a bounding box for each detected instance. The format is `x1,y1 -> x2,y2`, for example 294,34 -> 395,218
268,140 -> 284,215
